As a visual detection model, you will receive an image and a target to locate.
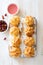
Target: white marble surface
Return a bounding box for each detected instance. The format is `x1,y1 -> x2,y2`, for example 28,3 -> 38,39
0,0 -> 43,65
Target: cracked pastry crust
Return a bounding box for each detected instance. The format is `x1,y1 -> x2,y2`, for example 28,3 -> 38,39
9,46 -> 22,57
10,16 -> 20,27
25,16 -> 34,26
24,47 -> 35,57
24,37 -> 35,47
10,26 -> 20,36
11,36 -> 21,47
24,26 -> 34,36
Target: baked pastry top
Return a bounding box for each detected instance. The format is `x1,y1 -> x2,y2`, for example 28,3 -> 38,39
24,26 -> 34,36
25,16 -> 34,26
24,37 -> 35,47
10,16 -> 20,27
24,47 -> 35,57
9,46 -> 21,57
11,36 -> 21,47
10,26 -> 20,36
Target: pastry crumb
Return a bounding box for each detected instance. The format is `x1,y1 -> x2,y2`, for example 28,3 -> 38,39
2,15 -> 4,19
5,13 -> 7,16
4,37 -> 7,40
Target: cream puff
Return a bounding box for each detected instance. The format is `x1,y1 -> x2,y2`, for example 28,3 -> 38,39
10,16 -> 20,27
10,26 -> 20,36
24,37 -> 35,47
9,46 -> 22,57
24,47 -> 35,57
11,36 -> 21,47
25,16 -> 34,26
24,26 -> 34,36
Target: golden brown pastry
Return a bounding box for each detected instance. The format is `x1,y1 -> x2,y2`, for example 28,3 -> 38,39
10,16 -> 20,27
11,36 -> 21,47
25,26 -> 34,36
9,46 -> 21,57
10,26 -> 20,36
25,16 -> 34,26
24,37 -> 35,47
24,47 -> 35,57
